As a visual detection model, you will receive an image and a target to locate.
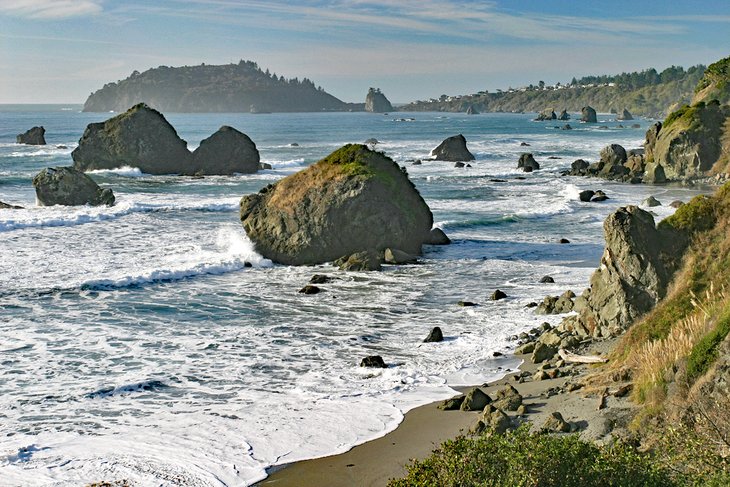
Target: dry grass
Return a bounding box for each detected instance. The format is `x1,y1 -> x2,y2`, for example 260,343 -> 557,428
630,284 -> 727,404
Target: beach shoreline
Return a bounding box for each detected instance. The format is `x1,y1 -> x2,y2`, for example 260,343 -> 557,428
257,334 -> 624,487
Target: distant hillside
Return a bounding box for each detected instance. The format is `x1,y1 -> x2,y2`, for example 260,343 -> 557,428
403,65 -> 706,118
83,61 -> 362,113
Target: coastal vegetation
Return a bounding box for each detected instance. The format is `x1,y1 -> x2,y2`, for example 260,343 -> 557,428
403,65 -> 706,118
82,60 -> 360,113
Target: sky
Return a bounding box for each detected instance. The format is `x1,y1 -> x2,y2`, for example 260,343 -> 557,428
1,0 -> 729,104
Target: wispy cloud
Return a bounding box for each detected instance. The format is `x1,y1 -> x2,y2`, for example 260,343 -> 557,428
0,0 -> 102,19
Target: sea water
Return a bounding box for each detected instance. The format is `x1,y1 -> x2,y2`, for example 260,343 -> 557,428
0,107 -> 706,486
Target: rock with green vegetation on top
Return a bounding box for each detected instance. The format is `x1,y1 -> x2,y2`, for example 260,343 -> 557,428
32,167 -> 114,207
240,144 -> 434,265
72,103 -> 194,175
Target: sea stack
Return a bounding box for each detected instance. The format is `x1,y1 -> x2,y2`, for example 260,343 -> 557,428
580,106 -> 597,123
190,126 -> 260,175
72,103 -> 194,175
17,126 -> 46,145
431,134 -> 475,162
240,144 -> 434,265
365,88 -> 394,113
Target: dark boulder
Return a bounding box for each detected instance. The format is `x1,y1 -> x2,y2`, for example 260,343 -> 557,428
571,159 -> 590,175
424,326 -> 444,343
580,106 -> 597,123
335,250 -> 383,271
191,126 -> 259,175
425,228 -> 451,245
72,103 -> 194,175
309,274 -> 333,284
600,144 -> 628,166
540,275 -> 555,283
517,153 -> 540,172
384,248 -> 418,264
32,167 -> 114,207
0,201 -> 23,209
431,134 -> 475,162
458,301 -> 477,307
643,196 -> 661,207
240,145 -> 433,265
454,162 -> 465,168
562,124 -> 572,130
559,238 -> 570,244
591,190 -> 609,202
298,285 -> 321,295
578,190 -> 595,202
360,355 -> 387,368
17,126 -> 46,145
558,109 -> 570,121
491,289 -> 507,300
460,387 -> 492,411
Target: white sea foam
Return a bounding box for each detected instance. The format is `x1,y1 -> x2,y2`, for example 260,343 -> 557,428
87,166 -> 146,177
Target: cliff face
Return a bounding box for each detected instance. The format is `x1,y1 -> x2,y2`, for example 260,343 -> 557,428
365,88 -> 394,113
83,61 -> 356,113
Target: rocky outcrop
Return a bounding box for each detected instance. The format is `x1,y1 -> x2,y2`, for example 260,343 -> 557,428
643,101 -> 730,180
239,144 -> 434,265
535,108 -> 556,121
16,126 -> 46,145
190,126 -> 259,175
568,206 -> 687,337
425,228 -> 451,245
558,109 -> 570,121
517,153 -> 540,172
692,55 -> 730,106
0,201 -> 23,209
32,167 -> 115,207
431,134 -> 475,161
616,109 -> 633,121
581,106 -> 597,123
466,105 -> 479,115
365,88 -> 393,113
72,103 -> 194,175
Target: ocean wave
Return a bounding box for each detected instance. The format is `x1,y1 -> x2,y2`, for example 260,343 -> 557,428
87,166 -> 146,178
0,198 -> 240,232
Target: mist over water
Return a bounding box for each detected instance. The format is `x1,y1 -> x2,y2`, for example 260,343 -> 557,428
0,108 -> 705,485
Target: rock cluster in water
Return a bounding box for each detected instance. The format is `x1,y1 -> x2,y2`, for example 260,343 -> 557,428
72,103 -> 260,175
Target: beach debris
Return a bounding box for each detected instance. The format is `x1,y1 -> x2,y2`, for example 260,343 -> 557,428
558,349 -> 609,364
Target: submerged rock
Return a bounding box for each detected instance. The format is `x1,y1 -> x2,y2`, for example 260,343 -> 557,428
491,289 -> 507,300
0,201 -> 23,209
32,167 -> 114,206
240,145 -> 433,265
298,285 -> 321,295
431,134 -> 475,162
191,126 -> 260,175
72,103 -> 193,175
17,126 -> 46,145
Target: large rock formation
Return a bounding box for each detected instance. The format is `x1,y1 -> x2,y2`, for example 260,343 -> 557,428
72,103 -> 193,175
570,206 -> 686,337
581,106 -> 597,123
190,126 -> 260,175
535,108 -> 556,121
239,144 -> 434,265
644,100 -> 730,180
431,134 -> 475,162
32,167 -> 115,206
517,153 -> 540,172
17,126 -> 46,145
616,109 -> 633,121
365,88 -> 394,113
692,55 -> 730,106
558,109 -> 570,121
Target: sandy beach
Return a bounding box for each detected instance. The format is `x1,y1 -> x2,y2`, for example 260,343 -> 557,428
258,336 -> 631,487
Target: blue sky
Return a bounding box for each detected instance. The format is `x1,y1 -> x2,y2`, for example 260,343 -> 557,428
1,0 -> 729,104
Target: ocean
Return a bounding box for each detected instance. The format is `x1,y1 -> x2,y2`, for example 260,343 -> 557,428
0,106 -> 706,486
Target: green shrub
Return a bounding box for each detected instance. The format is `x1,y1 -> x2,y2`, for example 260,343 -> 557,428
659,195 -> 716,234
388,426 -> 675,487
686,307 -> 730,381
